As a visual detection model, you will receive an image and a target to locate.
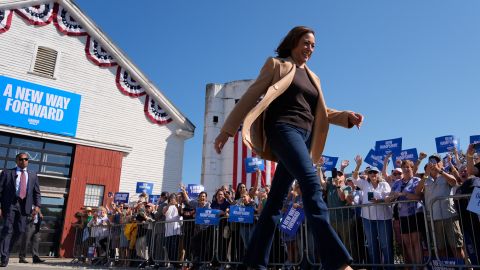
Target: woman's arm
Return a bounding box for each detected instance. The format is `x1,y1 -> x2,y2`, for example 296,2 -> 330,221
413,152 -> 427,175
352,155 -> 362,181
382,153 -> 391,179
467,144 -> 478,177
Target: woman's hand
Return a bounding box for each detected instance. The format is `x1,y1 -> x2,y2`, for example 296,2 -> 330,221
354,155 -> 363,166
214,131 -> 230,154
348,112 -> 364,129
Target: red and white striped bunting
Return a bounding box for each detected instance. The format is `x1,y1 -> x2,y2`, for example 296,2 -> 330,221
15,3 -> 53,26
144,95 -> 173,125
0,10 -> 13,33
53,3 -> 86,36
85,35 -> 117,67
115,66 -> 146,97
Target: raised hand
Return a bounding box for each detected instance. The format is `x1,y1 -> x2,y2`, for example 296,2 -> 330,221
340,160 -> 349,170
354,155 -> 363,166
214,131 -> 230,154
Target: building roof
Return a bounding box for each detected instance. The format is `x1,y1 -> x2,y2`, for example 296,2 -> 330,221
0,0 -> 195,138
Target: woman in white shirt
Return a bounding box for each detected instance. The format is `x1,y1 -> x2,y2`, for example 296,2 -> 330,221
163,194 -> 182,264
352,156 -> 394,269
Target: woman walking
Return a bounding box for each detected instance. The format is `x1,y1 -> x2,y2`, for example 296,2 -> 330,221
214,26 -> 362,270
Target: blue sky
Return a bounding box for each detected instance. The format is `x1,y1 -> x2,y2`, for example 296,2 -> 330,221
75,0 -> 480,182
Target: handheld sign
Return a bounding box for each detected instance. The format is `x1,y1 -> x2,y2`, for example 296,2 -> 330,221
470,135 -> 480,144
393,148 -> 418,163
279,206 -> 305,237
364,149 -> 388,171
375,138 -> 402,156
228,205 -> 254,224
245,157 -> 265,173
435,135 -> 458,153
149,195 -> 161,204
187,184 -> 204,199
466,187 -> 480,215
194,208 -> 221,225
321,155 -> 338,171
0,75 -> 82,137
114,192 -> 129,204
136,182 -> 154,195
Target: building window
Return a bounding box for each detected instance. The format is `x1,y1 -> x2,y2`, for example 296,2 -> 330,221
84,184 -> 104,207
32,46 -> 58,78
0,132 -> 74,177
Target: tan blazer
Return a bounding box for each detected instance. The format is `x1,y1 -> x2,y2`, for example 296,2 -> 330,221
221,57 -> 353,164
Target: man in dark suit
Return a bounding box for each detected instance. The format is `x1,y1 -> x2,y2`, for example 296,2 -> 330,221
19,209 -> 45,264
0,152 -> 41,267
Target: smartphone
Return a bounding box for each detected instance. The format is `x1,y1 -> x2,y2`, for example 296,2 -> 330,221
367,192 -> 374,201
343,186 -> 352,196
332,168 -> 338,179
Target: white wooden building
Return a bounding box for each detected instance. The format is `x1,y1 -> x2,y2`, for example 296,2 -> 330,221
0,0 -> 194,256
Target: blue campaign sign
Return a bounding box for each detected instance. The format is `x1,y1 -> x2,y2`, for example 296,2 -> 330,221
228,205 -> 254,224
136,182 -> 154,195
393,148 -> 418,163
375,137 -> 402,156
470,135 -> 480,144
149,195 -> 161,203
0,75 -> 81,137
279,206 -> 305,237
187,184 -> 204,199
364,149 -> 388,171
245,157 -> 265,173
435,135 -> 458,153
114,192 -> 129,204
195,208 -> 221,225
321,155 -> 338,171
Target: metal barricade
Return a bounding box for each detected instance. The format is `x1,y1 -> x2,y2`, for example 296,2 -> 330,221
306,200 -> 431,269
216,215 -> 304,269
428,194 -> 478,268
106,220 -> 155,267
152,218 -> 216,268
70,224 -> 110,266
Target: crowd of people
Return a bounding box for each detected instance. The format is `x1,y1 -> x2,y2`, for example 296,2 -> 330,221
73,144 -> 480,269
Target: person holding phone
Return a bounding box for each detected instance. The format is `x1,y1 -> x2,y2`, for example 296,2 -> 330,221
352,156 -> 394,269
415,155 -> 466,261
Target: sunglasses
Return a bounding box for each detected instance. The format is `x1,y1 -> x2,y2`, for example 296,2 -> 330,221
392,173 -> 402,176
368,171 -> 378,174
18,158 -> 29,161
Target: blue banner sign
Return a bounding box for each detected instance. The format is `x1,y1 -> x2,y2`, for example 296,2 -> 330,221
435,135 -> 458,153
375,137 -> 402,156
187,184 -> 204,199
149,195 -> 161,203
279,206 -> 305,237
136,182 -> 154,195
321,155 -> 338,171
228,205 -> 254,224
195,208 -> 221,225
114,192 -> 129,204
364,149 -> 388,171
245,157 -> 265,173
393,148 -> 418,163
470,135 -> 480,144
0,75 -> 81,137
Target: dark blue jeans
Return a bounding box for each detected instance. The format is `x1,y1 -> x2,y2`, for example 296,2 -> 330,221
244,123 -> 352,269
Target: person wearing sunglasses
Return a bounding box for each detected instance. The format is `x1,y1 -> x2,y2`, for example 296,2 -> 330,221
0,152 -> 41,267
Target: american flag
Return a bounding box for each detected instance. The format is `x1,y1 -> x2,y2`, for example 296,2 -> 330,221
233,128 -> 276,189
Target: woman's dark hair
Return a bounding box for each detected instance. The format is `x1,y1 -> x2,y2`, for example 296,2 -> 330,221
275,26 -> 315,58
235,183 -> 246,200
168,193 -> 177,204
